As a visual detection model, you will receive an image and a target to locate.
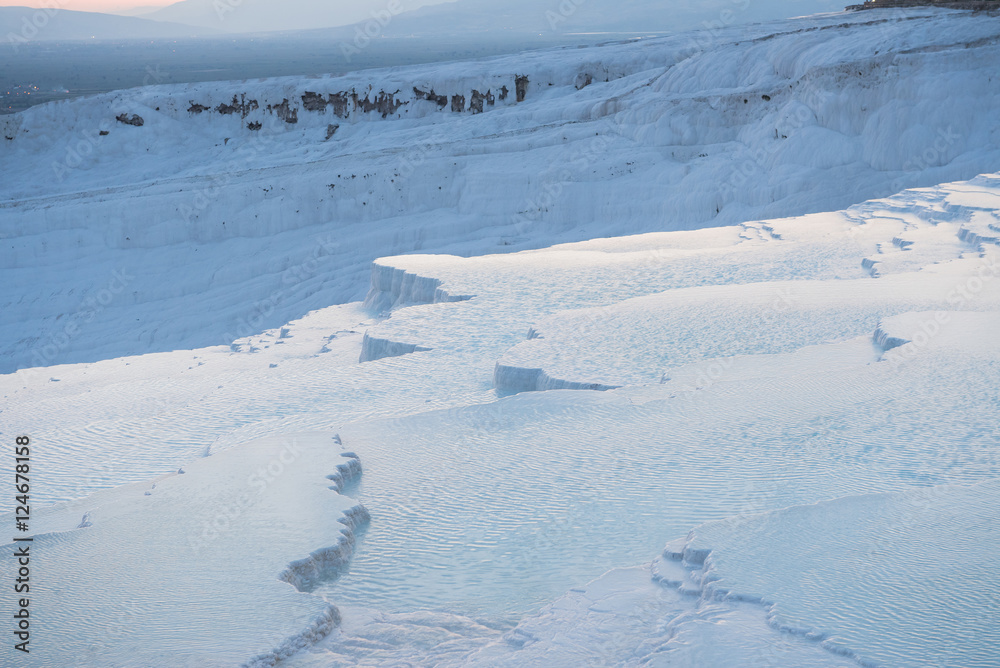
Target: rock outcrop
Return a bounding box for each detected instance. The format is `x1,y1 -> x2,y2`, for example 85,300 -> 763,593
115,113 -> 144,127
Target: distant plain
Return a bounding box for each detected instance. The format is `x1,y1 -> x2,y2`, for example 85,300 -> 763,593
1,32 -> 663,114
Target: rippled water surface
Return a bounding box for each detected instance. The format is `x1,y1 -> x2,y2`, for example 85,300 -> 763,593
321,349 -> 1000,625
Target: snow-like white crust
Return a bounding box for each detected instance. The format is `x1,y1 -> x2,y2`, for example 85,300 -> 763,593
4,9 -> 1000,371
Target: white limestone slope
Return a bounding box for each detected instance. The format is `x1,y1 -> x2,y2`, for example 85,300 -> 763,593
494,175 -> 1000,390
457,478 -> 1000,668
284,173 -> 1000,666
3,8 -> 1000,372
669,478 -> 1000,668
0,433 -> 368,668
2,9 -> 1000,667
0,170 -> 997,666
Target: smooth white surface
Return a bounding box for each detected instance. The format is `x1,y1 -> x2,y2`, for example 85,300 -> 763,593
3,8 -> 1000,372
0,434 -> 367,667
1,9 -> 999,667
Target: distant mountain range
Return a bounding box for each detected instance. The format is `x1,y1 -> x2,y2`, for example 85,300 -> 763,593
1,0 -> 849,43
359,0 -> 849,36
0,5 -> 217,42
141,0 -> 849,36
138,0 -> 446,35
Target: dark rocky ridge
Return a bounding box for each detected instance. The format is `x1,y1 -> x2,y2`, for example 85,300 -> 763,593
176,74 -> 534,131
414,87 -> 448,107
115,113 -> 144,126
216,94 -> 258,118
847,0 -> 998,9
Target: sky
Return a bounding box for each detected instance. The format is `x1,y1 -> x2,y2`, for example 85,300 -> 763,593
0,0 -> 848,37
0,1 -> 172,11
0,0 -> 450,15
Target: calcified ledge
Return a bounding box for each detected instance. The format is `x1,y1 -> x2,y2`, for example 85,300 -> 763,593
279,504 -> 371,592
497,318 -> 929,392
243,606 -> 341,668
648,538 -> 883,666
363,261 -> 473,313
493,362 -> 621,394
360,332 -> 433,363
493,326 -> 622,393
958,226 -> 1000,253
360,261 -> 473,362
326,451 -> 363,492
873,323 -> 910,353
244,452 -> 369,667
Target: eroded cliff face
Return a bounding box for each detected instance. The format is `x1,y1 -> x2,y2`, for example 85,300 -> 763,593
269,98 -> 299,124
515,75 -> 529,102
166,74 -> 533,137
215,94 -> 259,118
413,87 -> 448,107
100,73 -> 538,145
469,89 -> 495,114
115,113 -> 144,126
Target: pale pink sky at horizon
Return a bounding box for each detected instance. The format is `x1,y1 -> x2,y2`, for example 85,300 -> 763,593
0,0 -> 172,12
